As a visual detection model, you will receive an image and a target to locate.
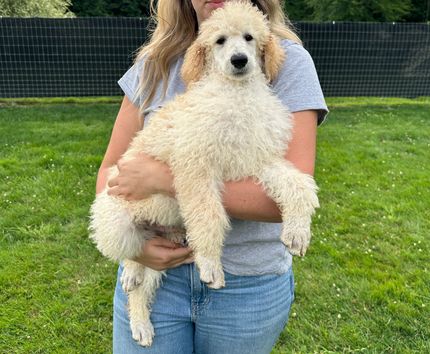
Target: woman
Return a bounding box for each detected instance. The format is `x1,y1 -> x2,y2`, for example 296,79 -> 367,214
97,0 -> 328,353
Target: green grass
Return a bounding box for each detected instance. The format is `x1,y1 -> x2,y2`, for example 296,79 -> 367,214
1,98 -> 429,353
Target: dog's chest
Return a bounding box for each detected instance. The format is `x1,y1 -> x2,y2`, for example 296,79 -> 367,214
172,84 -> 291,178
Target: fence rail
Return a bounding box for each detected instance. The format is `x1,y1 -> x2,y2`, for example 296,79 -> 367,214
0,18 -> 429,98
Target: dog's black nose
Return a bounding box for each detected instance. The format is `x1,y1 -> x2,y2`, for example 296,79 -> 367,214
231,54 -> 248,69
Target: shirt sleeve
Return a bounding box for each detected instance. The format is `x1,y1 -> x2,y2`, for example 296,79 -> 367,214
117,61 -> 144,108
272,40 -> 329,125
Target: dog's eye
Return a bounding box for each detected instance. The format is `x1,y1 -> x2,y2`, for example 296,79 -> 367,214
216,36 -> 226,45
244,34 -> 253,42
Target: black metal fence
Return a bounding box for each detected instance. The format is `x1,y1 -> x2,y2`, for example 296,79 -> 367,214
0,18 -> 429,98
298,22 -> 430,97
0,17 -> 147,98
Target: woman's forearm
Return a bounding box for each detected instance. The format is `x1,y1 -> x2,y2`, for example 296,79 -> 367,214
96,166 -> 110,195
222,178 -> 282,223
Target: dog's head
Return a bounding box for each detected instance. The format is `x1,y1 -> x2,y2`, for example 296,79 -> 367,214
181,1 -> 285,86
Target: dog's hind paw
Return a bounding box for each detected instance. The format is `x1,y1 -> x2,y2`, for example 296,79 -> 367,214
131,320 -> 154,347
281,216 -> 311,257
195,255 -> 225,289
120,265 -> 145,293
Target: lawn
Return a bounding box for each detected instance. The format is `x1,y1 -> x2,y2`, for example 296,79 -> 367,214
0,97 -> 429,353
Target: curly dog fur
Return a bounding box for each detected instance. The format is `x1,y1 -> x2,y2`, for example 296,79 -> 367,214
89,1 -> 319,346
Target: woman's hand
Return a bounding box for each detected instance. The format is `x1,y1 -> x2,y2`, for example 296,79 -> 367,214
134,236 -> 194,271
107,152 -> 175,200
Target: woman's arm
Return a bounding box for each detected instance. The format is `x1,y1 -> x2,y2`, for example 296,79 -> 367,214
108,110 -> 318,223
96,96 -> 142,194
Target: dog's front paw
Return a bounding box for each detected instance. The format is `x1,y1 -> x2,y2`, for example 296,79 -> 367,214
121,265 -> 145,293
131,320 -> 154,347
195,255 -> 225,289
281,216 -> 311,257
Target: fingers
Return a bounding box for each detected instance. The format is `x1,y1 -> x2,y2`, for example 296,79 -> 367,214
165,252 -> 195,269
150,236 -> 183,249
107,185 -> 120,196
107,176 -> 120,196
107,176 -> 118,188
132,236 -> 194,271
164,245 -> 193,260
151,239 -> 193,270
182,256 -> 195,265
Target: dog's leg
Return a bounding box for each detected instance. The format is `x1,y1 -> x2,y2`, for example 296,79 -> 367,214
258,160 -> 319,256
121,259 -> 146,293
173,173 -> 230,289
89,190 -> 151,261
128,267 -> 164,347
133,194 -> 183,228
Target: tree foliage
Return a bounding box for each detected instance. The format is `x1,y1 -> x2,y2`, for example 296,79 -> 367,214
284,0 -> 428,22
25,0 -> 424,22
283,1 -> 314,21
70,0 -> 151,17
403,0 -> 430,22
306,0 -> 412,22
0,0 -> 74,17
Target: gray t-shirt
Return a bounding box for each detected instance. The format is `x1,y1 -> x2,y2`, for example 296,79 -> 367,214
118,39 -> 328,276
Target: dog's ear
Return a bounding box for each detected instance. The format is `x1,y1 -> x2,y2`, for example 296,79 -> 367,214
263,35 -> 285,82
181,40 -> 206,86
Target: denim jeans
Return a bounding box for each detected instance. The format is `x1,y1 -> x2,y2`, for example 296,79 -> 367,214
113,263 -> 294,354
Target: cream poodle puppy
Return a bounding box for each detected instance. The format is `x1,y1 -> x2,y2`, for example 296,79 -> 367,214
90,1 -> 319,347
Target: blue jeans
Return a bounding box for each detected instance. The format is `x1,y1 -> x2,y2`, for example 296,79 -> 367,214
113,263 -> 294,354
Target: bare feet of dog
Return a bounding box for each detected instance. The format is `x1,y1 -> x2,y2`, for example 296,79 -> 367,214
131,319 -> 155,347
120,262 -> 145,293
195,254 -> 225,289
281,216 -> 311,256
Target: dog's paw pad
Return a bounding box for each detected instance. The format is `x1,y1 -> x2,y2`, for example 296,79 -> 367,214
195,255 -> 225,289
120,268 -> 144,293
131,320 -> 154,347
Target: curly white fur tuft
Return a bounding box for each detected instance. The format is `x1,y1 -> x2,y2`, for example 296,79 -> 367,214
89,191 -> 149,261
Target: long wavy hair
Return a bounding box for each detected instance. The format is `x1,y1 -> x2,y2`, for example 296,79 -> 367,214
135,0 -> 301,110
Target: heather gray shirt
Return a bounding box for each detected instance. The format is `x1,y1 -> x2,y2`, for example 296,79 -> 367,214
118,39 -> 328,276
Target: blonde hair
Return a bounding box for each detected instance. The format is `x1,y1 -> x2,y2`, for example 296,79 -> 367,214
136,0 -> 301,110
